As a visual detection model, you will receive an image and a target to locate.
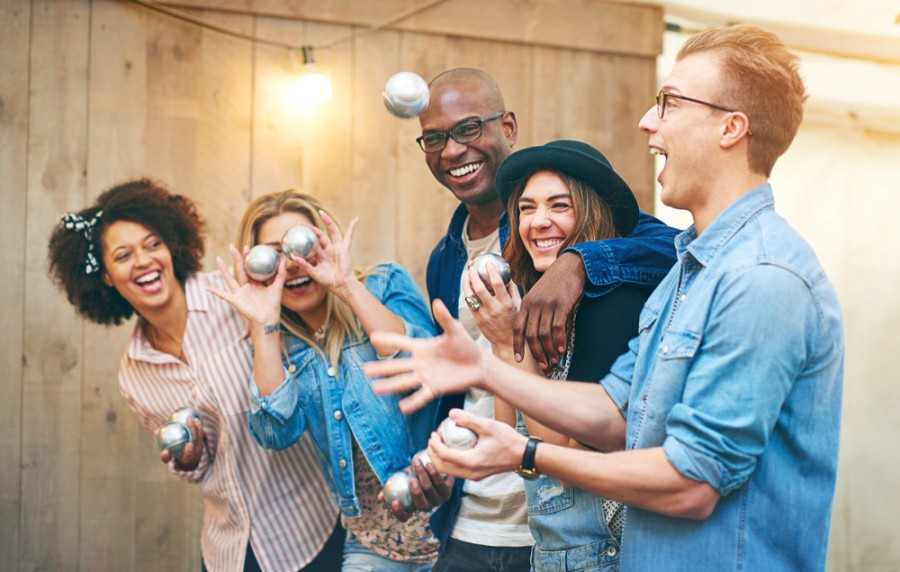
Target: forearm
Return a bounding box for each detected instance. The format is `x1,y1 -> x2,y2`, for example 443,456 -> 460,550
493,397 -> 516,427
334,278 -> 405,352
482,354 -> 625,451
250,322 -> 287,396
491,344 -> 570,447
536,445 -> 720,519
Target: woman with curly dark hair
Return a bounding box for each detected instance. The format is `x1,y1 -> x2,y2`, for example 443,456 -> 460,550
47,178 -> 344,572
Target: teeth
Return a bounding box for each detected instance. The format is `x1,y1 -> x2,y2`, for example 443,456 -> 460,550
286,276 -> 311,288
136,271 -> 160,285
535,239 -> 563,248
650,147 -> 667,156
449,162 -> 482,177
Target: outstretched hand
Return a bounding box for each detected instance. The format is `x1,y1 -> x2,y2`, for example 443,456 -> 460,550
515,251 -> 585,369
364,299 -> 488,414
208,244 -> 284,326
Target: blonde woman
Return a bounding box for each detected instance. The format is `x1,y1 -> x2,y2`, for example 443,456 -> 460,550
212,190 -> 439,571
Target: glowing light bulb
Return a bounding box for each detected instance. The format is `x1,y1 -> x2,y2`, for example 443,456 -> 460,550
292,46 -> 332,106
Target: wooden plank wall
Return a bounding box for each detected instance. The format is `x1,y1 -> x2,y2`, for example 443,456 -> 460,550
1,0 -> 662,570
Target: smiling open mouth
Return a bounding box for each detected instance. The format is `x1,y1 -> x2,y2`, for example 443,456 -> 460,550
449,162 -> 482,177
285,276 -> 312,290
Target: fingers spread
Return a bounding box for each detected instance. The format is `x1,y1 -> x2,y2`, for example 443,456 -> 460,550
369,372 -> 422,396
369,331 -> 417,356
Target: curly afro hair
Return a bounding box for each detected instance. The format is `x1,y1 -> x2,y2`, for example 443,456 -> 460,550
47,178 -> 206,325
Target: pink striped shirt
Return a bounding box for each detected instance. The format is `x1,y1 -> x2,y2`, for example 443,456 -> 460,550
118,272 -> 338,572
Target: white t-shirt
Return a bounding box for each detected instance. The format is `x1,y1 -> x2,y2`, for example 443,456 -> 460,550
450,220 -> 533,547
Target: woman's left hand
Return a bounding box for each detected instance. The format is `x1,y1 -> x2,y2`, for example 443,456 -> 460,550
289,212 -> 359,296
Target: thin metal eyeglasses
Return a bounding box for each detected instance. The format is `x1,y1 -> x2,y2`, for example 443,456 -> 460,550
656,89 -> 736,119
416,112 -> 505,153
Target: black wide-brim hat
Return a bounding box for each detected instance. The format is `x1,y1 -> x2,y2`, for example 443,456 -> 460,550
496,140 -> 639,236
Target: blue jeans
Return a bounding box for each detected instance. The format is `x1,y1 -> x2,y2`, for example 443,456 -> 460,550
433,538 -> 531,572
342,532 -> 434,572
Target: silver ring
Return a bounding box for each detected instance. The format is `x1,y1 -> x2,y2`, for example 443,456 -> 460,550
465,295 -> 482,311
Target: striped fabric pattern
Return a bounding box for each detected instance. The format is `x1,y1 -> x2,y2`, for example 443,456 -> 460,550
118,272 -> 338,572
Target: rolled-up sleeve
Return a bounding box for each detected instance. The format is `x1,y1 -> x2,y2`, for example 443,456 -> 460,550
368,263 -> 437,343
662,265 -> 816,495
248,367 -> 306,450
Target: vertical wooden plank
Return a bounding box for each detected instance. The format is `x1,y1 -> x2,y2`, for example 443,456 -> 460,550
250,17 -> 355,229
299,22 -> 355,227
186,8 -> 254,267
0,1 -> 30,568
610,54 -> 658,213
394,31 -> 456,288
20,0 -> 91,568
532,48 -> 614,148
248,17 -> 311,201
80,3 -> 149,569
350,30 -> 400,269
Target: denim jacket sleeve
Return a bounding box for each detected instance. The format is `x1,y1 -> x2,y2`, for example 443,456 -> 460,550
366,262 -> 437,341
662,265 -> 821,495
565,212 -> 679,297
247,364 -> 306,450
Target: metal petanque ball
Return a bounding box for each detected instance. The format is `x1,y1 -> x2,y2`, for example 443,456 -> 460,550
383,471 -> 416,512
382,71 -> 429,119
473,253 -> 511,288
412,448 -> 432,467
244,244 -> 280,282
171,407 -> 201,426
281,225 -> 317,259
157,420 -> 193,459
438,418 -> 478,450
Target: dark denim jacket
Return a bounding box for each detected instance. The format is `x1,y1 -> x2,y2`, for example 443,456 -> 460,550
424,203 -> 679,549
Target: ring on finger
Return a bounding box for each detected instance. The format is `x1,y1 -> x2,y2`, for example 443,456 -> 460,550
465,295 -> 482,311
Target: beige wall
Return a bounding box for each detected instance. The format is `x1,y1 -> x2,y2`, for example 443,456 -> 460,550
0,0 -> 662,569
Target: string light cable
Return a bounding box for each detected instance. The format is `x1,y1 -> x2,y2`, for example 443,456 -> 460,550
129,0 -> 451,54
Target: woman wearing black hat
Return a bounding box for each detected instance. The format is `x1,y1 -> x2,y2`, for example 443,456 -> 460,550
462,140 -> 653,571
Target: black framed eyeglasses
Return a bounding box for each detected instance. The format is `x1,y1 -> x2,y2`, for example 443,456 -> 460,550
656,89 -> 736,119
416,112 -> 505,153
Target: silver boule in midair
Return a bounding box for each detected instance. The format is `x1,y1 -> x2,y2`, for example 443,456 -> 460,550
157,420 -> 193,459
382,71 -> 429,119
171,407 -> 201,426
438,418 -> 478,450
473,252 -> 511,288
243,244 -> 280,282
281,225 -> 317,259
383,471 -> 416,512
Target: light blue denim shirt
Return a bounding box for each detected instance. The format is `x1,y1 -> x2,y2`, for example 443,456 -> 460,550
247,263 -> 438,518
602,184 -> 844,572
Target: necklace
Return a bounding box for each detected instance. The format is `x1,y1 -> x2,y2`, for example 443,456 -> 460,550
313,325 -> 326,342
550,303 -> 579,381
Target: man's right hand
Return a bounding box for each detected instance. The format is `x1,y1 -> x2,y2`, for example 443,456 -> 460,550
382,456 -> 454,521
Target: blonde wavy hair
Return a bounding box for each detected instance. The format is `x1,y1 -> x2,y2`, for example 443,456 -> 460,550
236,189 -> 368,366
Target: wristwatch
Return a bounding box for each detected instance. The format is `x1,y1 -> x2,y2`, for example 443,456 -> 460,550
515,436 -> 542,480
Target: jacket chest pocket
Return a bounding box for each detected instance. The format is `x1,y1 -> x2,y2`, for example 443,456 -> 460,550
285,351 -> 320,409
639,330 -> 702,427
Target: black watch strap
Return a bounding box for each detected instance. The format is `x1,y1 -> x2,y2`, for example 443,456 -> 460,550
515,436 -> 542,480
